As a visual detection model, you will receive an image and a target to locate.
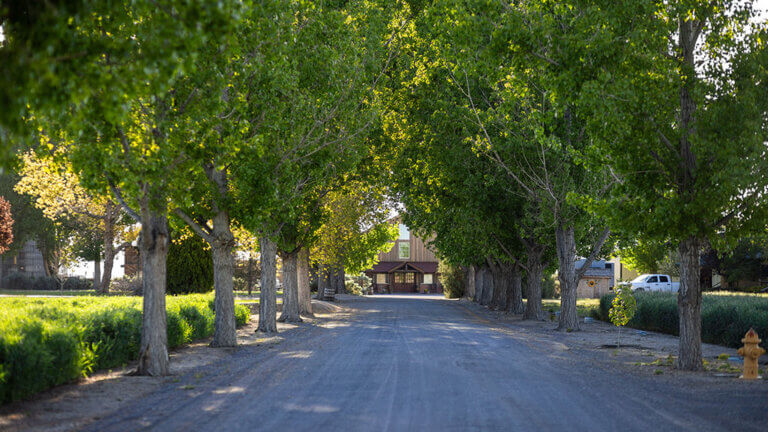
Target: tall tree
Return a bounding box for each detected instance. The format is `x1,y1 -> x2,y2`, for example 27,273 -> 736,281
591,1 -> 768,369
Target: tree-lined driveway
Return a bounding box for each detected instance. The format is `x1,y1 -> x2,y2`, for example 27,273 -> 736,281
87,295 -> 767,431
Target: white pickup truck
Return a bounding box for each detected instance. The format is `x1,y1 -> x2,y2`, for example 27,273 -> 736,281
624,274 -> 680,292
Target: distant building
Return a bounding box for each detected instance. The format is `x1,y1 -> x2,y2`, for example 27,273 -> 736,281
575,259 -> 615,298
0,240 -> 47,282
364,221 -> 442,294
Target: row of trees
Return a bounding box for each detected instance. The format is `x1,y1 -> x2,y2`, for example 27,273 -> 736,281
378,0 -> 768,371
2,0 -> 766,374
1,0 -> 400,375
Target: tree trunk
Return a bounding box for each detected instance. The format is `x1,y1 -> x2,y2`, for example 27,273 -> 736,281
93,255 -> 101,293
278,251 -> 302,323
297,248 -> 312,316
556,225 -> 580,331
246,255 -> 254,296
135,200 -> 170,376
480,266 -> 494,306
677,236 -> 703,370
675,17 -> 702,372
466,265 -> 476,299
335,267 -> 346,294
507,264 -> 524,314
257,236 -> 278,333
473,266 -> 483,303
489,261 -> 506,310
317,264 -> 328,300
210,210 -> 237,347
523,245 -> 544,321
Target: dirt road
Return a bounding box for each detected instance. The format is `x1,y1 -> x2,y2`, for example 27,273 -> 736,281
82,295 -> 767,431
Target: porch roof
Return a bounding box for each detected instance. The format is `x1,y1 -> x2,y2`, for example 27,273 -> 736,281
366,261 -> 439,274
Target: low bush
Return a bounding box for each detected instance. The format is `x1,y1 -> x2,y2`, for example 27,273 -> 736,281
344,274 -> 371,296
0,294 -> 250,403
596,291 -> 768,349
62,277 -> 93,291
110,275 -> 142,295
2,273 -> 60,291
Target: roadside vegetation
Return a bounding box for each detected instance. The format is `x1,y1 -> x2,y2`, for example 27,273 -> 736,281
596,292 -> 768,349
0,294 -> 250,403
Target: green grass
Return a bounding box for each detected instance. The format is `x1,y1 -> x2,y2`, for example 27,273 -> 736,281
0,293 -> 250,403
596,291 -> 768,349
542,298 -> 602,317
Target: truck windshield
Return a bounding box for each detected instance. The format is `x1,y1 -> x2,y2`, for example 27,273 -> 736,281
631,275 -> 649,283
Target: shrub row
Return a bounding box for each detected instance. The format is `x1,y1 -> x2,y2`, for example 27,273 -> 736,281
596,292 -> 768,349
0,294 -> 250,403
1,273 -> 96,291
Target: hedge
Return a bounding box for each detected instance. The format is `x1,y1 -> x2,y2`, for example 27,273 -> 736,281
596,292 -> 768,349
0,294 -> 249,403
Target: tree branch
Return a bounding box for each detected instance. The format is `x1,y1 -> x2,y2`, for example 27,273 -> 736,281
106,177 -> 141,222
173,208 -> 214,243
576,227 -> 611,279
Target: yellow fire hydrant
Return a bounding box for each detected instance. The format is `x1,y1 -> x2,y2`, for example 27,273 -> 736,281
737,328 -> 765,380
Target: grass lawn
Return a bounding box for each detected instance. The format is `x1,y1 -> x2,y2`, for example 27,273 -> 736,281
542,298 -> 601,317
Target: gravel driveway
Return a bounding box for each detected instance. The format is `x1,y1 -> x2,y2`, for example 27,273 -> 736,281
84,294 -> 768,431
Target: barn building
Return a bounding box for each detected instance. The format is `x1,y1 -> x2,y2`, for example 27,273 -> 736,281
365,222 -> 442,294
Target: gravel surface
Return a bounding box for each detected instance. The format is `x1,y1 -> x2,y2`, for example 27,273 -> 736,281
75,294 -> 768,432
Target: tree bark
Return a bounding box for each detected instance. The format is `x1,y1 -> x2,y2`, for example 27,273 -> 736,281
523,244 -> 544,321
246,255 -> 254,296
507,264 -> 524,314
473,265 -> 485,303
297,248 -> 312,316
335,267 -> 346,294
555,225 -> 580,331
210,210 -> 237,347
677,236 -> 703,370
135,197 -> 170,376
489,260 -> 508,310
480,265 -> 494,306
257,236 -> 278,333
278,251 -> 302,323
466,265 -> 476,299
317,264 -> 328,300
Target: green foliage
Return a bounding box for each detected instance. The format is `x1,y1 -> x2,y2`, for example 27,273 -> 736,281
609,285 -> 637,328
1,273 -> 59,291
62,277 -> 93,291
439,263 -> 465,299
167,235 -> 213,295
541,273 -> 558,299
598,292 -> 768,349
0,294 -> 249,403
344,274 -> 371,296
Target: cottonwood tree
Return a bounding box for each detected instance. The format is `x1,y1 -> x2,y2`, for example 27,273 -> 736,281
15,149 -> 133,293
380,0 -> 557,319
311,181 -> 398,302
231,0 -> 397,332
591,0 -> 768,370
58,1 -> 239,375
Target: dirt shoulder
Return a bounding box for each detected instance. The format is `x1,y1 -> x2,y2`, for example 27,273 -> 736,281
455,298 -> 768,387
0,299 -> 351,432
